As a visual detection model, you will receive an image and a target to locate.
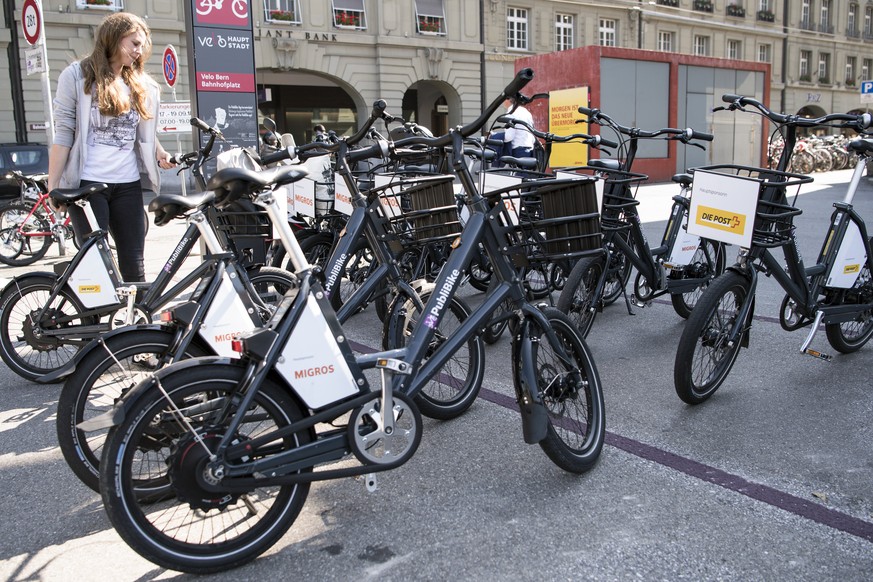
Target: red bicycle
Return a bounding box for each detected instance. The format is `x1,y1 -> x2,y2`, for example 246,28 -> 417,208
0,170 -> 77,266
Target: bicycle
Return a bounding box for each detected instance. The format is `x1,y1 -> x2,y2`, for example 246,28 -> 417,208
555,105 -> 727,338
0,120 -> 297,382
0,170 -> 76,265
673,94 -> 872,404
96,69 -> 606,573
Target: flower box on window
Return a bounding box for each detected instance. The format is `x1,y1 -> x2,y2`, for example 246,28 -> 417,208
78,0 -> 122,9
84,0 -> 112,6
818,76 -> 831,85
656,0 -> 679,6
726,5 -> 746,17
268,10 -> 297,22
334,10 -> 364,28
799,74 -> 812,82
693,0 -> 714,13
845,78 -> 857,86
418,18 -> 444,34
756,9 -> 775,22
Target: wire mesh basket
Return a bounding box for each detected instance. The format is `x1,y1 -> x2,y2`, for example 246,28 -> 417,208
366,174 -> 461,244
689,164 -> 812,248
485,176 -> 602,261
560,165 -> 648,232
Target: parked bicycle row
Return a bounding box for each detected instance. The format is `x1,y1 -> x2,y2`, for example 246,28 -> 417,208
1,66 -> 871,574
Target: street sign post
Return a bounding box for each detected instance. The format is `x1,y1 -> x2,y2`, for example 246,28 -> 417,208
162,45 -> 179,92
861,80 -> 873,104
20,0 -> 54,145
21,0 -> 42,46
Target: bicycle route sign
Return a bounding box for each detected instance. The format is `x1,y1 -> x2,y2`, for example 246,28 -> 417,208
162,45 -> 179,88
861,80 -> 873,104
21,0 -> 42,46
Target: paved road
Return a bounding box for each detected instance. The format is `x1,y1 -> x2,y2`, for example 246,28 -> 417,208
0,170 -> 871,580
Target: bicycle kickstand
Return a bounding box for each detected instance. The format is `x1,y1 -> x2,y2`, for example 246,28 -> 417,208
799,310 -> 833,361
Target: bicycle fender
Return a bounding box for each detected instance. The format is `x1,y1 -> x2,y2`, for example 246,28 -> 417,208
511,318 -> 549,445
76,356 -> 240,432
0,271 -> 58,296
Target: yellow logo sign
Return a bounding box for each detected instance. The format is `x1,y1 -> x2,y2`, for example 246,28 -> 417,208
695,205 -> 746,235
77,285 -> 101,294
843,264 -> 860,274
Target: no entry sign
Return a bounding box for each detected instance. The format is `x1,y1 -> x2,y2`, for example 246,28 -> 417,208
21,0 -> 42,46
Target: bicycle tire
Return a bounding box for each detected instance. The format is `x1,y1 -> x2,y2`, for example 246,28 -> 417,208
670,240 -> 728,319
0,275 -> 99,381
602,236 -> 632,306
382,289 -> 485,420
56,328 -> 212,492
516,307 -> 604,473
100,363 -> 313,574
556,255 -> 604,339
825,265 -> 873,353
673,271 -> 750,404
246,266 -> 297,312
0,201 -> 52,266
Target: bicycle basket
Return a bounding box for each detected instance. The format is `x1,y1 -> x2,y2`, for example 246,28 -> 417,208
486,176 -> 601,261
561,165 -> 648,230
367,174 -> 460,243
689,165 -> 811,248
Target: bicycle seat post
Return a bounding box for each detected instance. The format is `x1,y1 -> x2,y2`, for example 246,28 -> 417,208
253,189 -> 312,273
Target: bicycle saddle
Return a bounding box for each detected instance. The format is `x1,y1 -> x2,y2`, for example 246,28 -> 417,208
588,159 -> 621,171
148,191 -> 216,226
206,165 -> 309,206
671,173 -> 693,188
49,182 -> 109,204
498,156 -> 538,170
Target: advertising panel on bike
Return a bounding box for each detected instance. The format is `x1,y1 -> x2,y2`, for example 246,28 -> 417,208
333,178 -> 354,215
687,169 -> 759,248
482,172 -> 523,225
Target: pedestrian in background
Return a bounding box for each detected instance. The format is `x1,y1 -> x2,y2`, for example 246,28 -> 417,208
48,12 -> 175,282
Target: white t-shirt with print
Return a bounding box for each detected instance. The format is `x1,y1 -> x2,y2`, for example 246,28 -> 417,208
81,81 -> 141,184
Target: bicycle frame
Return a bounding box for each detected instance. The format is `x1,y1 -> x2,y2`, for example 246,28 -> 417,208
10,192 -> 70,238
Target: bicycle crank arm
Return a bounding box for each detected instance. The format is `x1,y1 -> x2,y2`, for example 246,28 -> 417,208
799,310 -> 833,362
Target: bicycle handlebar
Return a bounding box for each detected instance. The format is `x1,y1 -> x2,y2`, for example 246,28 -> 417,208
497,115 -> 619,149
718,94 -> 873,130
577,106 -> 712,144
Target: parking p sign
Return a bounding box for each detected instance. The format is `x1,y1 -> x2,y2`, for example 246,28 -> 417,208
862,80 -> 873,103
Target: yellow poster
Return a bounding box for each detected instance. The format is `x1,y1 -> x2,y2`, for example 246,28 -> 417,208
548,87 -> 589,168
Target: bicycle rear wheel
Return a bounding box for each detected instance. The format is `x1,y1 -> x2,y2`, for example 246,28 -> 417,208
516,307 -> 604,473
825,265 -> 873,353
674,271 -> 750,404
100,363 -> 313,574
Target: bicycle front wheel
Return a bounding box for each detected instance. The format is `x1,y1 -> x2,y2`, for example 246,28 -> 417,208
825,265 -> 873,353
516,307 -> 604,473
0,201 -> 52,266
556,255 -> 604,338
100,363 -> 313,574
674,271 -> 750,404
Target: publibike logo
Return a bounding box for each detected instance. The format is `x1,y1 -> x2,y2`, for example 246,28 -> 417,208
695,204 -> 746,236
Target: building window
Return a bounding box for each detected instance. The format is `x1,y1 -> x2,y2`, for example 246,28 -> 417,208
848,3 -> 858,34
76,0 -> 124,9
758,0 -> 772,11
507,7 -> 529,50
818,53 -> 830,83
865,7 -> 873,37
264,0 -> 301,24
693,35 -> 710,56
757,43 -> 771,63
555,13 -> 574,51
726,1 -> 745,18
863,59 -> 872,81
800,0 -> 811,28
333,0 -> 366,28
845,56 -> 857,86
819,0 -> 833,33
599,19 -> 617,47
658,31 -> 675,52
415,0 -> 446,35
799,49 -> 811,80
727,39 -> 741,59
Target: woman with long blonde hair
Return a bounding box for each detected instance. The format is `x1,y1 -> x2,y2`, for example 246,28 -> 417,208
48,12 -> 175,282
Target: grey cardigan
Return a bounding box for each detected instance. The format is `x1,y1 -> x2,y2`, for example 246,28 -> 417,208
53,61 -> 162,193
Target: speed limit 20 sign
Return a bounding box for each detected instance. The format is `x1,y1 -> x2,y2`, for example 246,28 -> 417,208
21,0 -> 43,46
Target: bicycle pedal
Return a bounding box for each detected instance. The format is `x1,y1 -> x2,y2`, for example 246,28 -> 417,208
802,347 -> 832,362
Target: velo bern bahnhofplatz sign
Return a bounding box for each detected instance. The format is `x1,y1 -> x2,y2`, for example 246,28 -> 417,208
183,0 -> 258,157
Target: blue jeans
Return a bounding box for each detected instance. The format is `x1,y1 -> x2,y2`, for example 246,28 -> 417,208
69,179 -> 146,282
